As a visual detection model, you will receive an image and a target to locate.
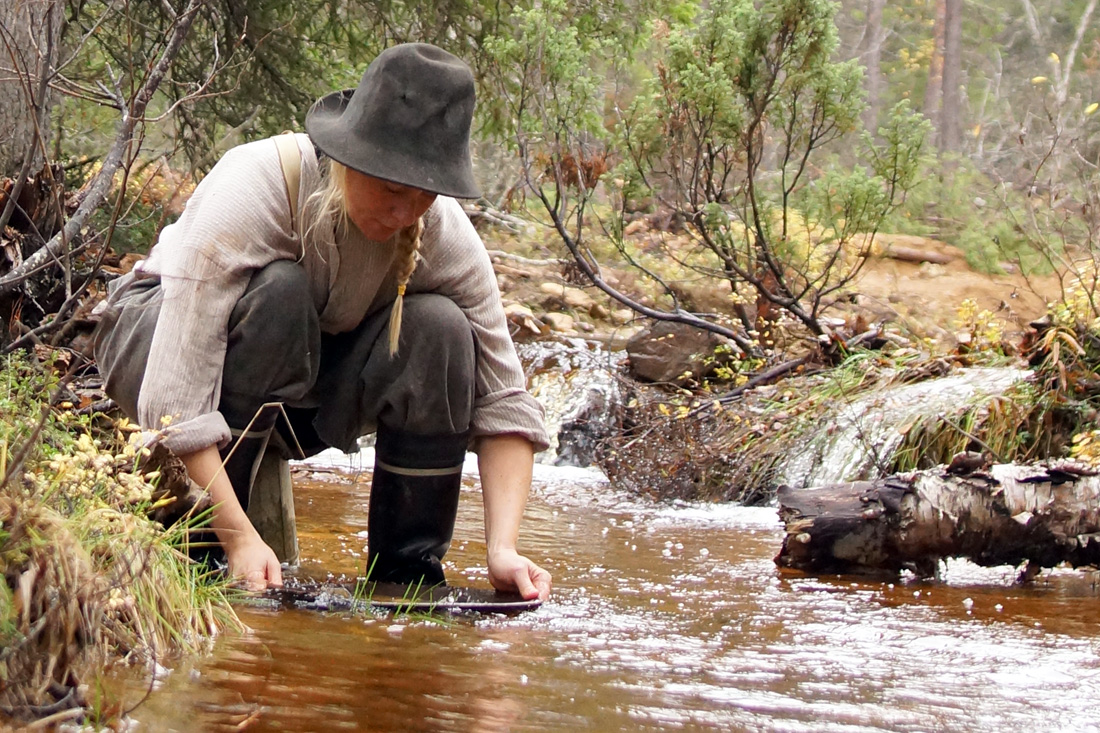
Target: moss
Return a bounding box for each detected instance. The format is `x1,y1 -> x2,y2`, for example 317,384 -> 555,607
600,338 -> 1092,504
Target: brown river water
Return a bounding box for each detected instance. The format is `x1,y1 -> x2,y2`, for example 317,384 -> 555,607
117,450 -> 1100,732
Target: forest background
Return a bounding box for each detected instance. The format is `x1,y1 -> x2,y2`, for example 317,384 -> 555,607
1,0 -> 1100,722
1,0 -> 1098,365
2,0 -> 1100,717
1,0 -> 1097,357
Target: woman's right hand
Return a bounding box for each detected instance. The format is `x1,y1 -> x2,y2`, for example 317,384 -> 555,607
224,534 -> 283,591
180,444 -> 284,591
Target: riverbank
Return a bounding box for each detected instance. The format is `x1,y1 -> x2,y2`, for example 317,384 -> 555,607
0,354 -> 241,726
490,226 -> 1098,505
1,227 -> 1094,726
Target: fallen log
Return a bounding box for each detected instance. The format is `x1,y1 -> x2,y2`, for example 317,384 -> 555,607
880,244 -> 954,265
853,233 -> 962,265
775,459 -> 1100,577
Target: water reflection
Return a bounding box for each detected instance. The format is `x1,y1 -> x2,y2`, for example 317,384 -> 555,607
185,611 -> 540,732
122,450 -> 1100,732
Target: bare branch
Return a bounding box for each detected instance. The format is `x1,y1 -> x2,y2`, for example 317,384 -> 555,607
56,0 -> 123,73
1019,0 -> 1043,44
0,0 -> 60,234
0,0 -> 202,297
690,355 -> 815,416
1054,0 -> 1098,105
532,182 -> 759,354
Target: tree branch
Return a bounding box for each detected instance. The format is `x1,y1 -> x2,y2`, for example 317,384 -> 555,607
0,0 -> 201,297
1055,0 -> 1098,105
0,0 -> 59,235
533,182 -> 759,355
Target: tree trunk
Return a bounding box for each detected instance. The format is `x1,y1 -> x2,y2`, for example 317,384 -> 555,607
938,0 -> 963,153
1019,0 -> 1043,44
922,0 -> 946,137
775,461 -> 1100,576
0,0 -> 62,179
1054,0 -> 1099,106
859,0 -> 886,134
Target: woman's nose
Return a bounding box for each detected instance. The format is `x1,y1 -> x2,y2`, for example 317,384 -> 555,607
391,196 -> 419,225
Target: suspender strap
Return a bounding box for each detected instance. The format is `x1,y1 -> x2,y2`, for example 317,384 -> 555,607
273,133 -> 302,237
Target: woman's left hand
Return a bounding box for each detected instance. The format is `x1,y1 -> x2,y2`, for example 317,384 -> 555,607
488,548 -> 551,601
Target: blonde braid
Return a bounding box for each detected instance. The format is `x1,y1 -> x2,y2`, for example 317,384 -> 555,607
388,217 -> 423,356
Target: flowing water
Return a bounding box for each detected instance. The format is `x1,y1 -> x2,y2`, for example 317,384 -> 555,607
779,367 -> 1033,489
119,449 -> 1100,732
521,339 -> 625,467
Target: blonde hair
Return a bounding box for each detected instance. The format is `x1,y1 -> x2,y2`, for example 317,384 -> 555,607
306,158 -> 423,357
304,158 -> 351,244
389,218 -> 423,355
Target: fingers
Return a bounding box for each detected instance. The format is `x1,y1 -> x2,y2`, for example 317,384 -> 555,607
491,556 -> 552,601
514,566 -> 539,600
513,561 -> 553,601
239,562 -> 281,591
267,557 -> 284,588
228,541 -> 283,591
242,569 -> 267,592
531,565 -> 552,602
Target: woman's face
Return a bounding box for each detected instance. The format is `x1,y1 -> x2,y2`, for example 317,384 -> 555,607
344,168 -> 437,242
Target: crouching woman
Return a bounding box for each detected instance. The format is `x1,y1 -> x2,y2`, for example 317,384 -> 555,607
93,44 -> 551,599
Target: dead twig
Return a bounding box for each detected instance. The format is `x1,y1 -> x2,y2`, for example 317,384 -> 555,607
689,355 -> 816,417
0,0 -> 202,297
485,249 -> 567,268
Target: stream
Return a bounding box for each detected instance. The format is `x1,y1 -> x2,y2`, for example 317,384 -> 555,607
117,448 -> 1100,732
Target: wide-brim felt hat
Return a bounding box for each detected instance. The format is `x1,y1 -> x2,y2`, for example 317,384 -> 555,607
306,43 -> 481,199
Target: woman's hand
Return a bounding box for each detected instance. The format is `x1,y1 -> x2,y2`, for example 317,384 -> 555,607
180,444 -> 283,591
477,434 -> 551,602
488,547 -> 551,601
224,533 -> 284,591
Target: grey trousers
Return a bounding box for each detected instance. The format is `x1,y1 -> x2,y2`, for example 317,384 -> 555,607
95,260 -> 477,455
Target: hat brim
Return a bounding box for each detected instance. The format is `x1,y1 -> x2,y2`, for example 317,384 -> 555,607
305,90 -> 482,199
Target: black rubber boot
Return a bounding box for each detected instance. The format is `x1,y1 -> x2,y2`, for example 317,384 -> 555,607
366,426 -> 470,586
218,403 -> 282,511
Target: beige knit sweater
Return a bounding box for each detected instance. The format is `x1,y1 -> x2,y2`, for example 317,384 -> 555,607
102,133 -> 548,455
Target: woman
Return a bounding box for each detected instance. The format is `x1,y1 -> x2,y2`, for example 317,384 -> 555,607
93,43 -> 552,600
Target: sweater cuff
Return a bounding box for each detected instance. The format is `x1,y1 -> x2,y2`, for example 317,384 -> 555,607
145,411 -> 233,456
471,389 -> 551,453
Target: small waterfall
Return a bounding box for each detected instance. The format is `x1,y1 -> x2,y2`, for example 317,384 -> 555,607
778,366 -> 1033,489
518,339 -> 626,467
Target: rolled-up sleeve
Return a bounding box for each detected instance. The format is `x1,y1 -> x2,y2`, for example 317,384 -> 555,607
136,248 -> 249,453
131,142 -> 298,453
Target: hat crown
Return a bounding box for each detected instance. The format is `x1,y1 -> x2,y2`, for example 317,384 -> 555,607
349,44 -> 474,144
305,43 -> 480,198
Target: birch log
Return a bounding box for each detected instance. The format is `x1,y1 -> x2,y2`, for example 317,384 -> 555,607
775,462 -> 1100,576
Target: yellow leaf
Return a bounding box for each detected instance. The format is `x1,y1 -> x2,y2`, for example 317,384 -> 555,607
1031,76 -> 1048,84
1086,102 -> 1099,116
1049,52 -> 1060,65
972,123 -> 981,137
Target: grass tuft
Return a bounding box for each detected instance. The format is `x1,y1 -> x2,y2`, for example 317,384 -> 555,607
0,352 -> 240,725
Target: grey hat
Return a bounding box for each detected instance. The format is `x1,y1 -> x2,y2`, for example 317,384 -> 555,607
305,43 -> 481,199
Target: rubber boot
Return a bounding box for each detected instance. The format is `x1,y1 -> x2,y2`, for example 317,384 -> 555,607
366,426 -> 469,586
219,403 -> 282,511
